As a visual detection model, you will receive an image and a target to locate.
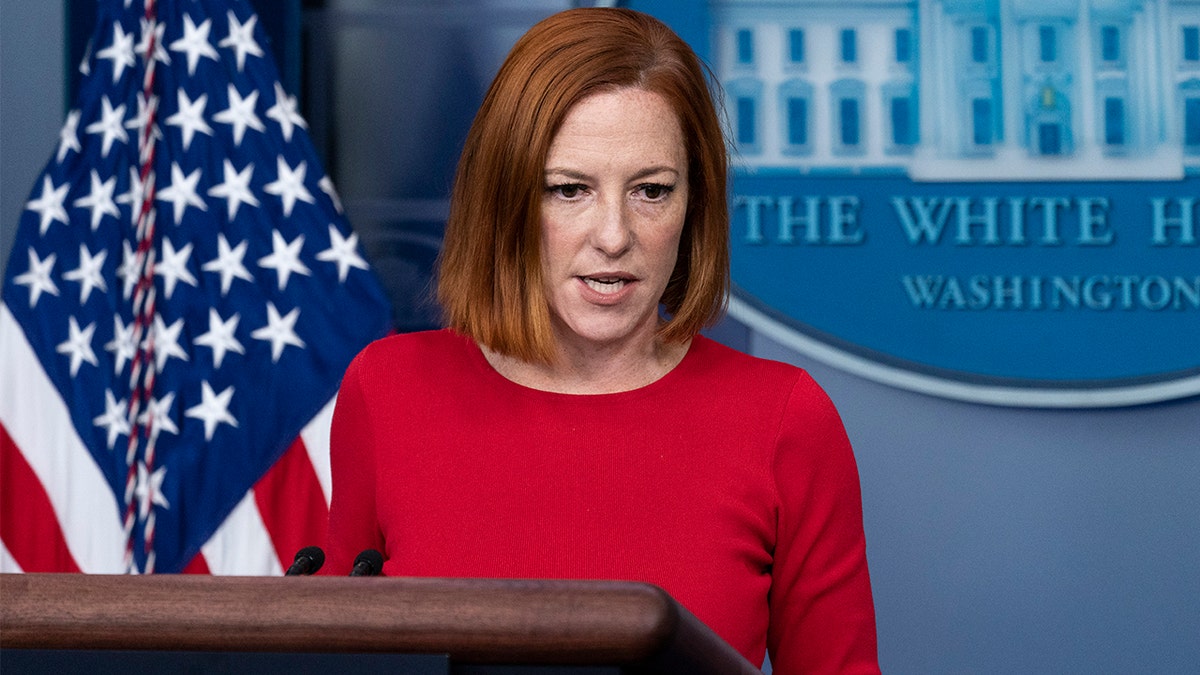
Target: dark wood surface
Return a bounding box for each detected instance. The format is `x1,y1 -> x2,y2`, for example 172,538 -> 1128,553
0,574 -> 760,674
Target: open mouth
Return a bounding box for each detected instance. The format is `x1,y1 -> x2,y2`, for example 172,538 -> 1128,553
582,276 -> 631,294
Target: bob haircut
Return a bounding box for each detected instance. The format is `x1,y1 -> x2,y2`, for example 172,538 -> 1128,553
437,7 -> 730,364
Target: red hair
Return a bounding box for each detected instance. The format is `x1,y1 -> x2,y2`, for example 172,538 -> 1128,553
437,7 -> 729,363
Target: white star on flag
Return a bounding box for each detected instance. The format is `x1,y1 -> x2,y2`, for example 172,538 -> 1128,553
317,226 -> 370,282
157,162 -> 207,225
73,170 -> 121,231
185,382 -> 239,441
213,84 -> 264,145
193,308 -> 244,368
135,17 -> 171,66
318,175 -> 343,213
251,302 -> 305,362
258,231 -> 311,290
135,462 -> 171,519
26,176 -> 71,235
207,159 -> 259,219
266,82 -> 307,142
201,233 -> 254,295
93,390 -> 132,450
12,250 -> 59,308
96,22 -> 136,83
155,238 -> 199,299
56,316 -> 99,376
263,157 -> 314,217
84,95 -> 129,157
165,90 -> 213,150
150,315 -> 190,373
63,245 -> 109,303
138,392 -> 180,437
57,110 -> 82,162
219,11 -> 263,72
104,315 -> 137,375
169,14 -> 219,76
115,240 -> 140,300
124,92 -> 163,143
115,167 -> 146,220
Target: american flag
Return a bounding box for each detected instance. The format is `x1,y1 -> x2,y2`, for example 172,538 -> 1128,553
0,0 -> 391,574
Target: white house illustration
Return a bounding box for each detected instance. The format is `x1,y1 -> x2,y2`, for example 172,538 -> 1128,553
711,0 -> 1200,181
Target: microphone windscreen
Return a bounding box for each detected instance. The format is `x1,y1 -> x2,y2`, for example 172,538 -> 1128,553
350,548 -> 384,576
285,545 -> 325,575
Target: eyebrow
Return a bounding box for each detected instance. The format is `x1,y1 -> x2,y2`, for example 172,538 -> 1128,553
543,166 -> 681,182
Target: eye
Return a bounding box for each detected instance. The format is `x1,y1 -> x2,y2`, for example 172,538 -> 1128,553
547,183 -> 587,200
636,183 -> 675,201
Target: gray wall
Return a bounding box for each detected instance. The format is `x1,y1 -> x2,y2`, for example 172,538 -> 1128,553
0,0 -> 64,274
3,3 -> 1198,673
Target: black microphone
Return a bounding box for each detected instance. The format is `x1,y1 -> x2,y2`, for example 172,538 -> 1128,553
285,545 -> 325,576
349,549 -> 384,577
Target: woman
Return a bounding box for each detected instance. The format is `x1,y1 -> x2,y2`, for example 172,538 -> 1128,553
325,7 -> 879,673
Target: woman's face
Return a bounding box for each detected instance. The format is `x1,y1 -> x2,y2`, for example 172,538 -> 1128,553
539,87 -> 688,356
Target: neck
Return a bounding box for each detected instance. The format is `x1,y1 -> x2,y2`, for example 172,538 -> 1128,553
482,334 -> 692,395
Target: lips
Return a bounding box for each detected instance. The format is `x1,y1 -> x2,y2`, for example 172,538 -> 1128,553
578,273 -> 637,299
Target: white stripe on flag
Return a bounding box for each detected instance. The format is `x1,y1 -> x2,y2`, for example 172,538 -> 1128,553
200,488 -> 284,576
299,396 -> 335,506
0,304 -> 127,573
0,539 -> 22,573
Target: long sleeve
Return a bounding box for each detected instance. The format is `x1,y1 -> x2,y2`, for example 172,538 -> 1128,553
767,372 -> 879,674
322,348 -> 386,575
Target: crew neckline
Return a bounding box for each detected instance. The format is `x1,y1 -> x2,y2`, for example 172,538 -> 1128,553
459,330 -> 705,401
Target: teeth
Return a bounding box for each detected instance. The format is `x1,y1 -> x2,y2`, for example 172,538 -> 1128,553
584,277 -> 627,294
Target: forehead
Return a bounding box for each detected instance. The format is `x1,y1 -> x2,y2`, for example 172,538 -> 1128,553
546,87 -> 685,168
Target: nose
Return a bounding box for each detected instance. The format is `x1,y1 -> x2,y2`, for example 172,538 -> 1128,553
590,194 -> 634,257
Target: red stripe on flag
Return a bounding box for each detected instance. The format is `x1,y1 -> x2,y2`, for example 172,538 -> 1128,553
181,551 -> 211,574
0,423 -> 82,573
254,437 -> 329,571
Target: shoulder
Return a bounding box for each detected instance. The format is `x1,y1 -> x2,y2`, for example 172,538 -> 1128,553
349,328 -> 470,370
684,334 -> 814,395
344,329 -> 476,388
690,335 -> 847,441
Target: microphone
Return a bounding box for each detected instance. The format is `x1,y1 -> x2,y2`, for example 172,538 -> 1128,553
349,549 -> 384,577
285,545 -> 325,576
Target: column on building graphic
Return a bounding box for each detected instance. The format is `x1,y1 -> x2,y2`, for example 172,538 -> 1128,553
712,0 -> 920,173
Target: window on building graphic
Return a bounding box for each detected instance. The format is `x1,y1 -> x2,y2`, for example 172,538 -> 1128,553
737,29 -> 754,65
896,29 -> 912,64
971,26 -> 989,63
1186,97 -> 1200,147
1039,123 -> 1063,154
892,97 -> 915,146
1104,97 -> 1126,145
780,80 -> 813,155
789,29 -> 806,64
972,98 -> 993,145
1184,26 -> 1200,63
1040,25 -> 1057,63
831,79 -> 865,153
737,96 -> 757,146
729,79 -> 762,154
841,29 -> 857,64
787,97 -> 809,146
840,98 -> 860,146
1101,25 -> 1121,62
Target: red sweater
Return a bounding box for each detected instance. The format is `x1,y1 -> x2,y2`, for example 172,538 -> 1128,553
325,330 -> 879,673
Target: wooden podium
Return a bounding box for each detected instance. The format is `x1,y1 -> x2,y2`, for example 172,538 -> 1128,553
0,573 -> 760,674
